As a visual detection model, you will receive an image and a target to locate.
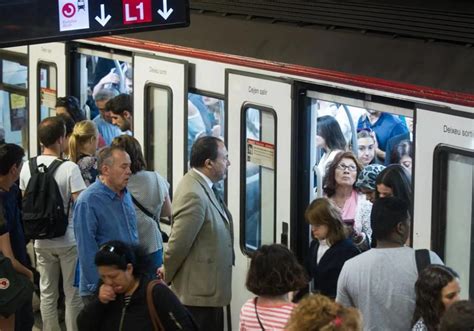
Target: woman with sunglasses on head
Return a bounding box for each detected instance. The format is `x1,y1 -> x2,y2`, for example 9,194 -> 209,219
356,128 -> 381,167
77,240 -> 197,331
412,265 -> 461,331
323,151 -> 372,251
315,116 -> 347,180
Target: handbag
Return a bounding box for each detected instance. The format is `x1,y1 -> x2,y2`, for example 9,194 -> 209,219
130,194 -> 169,243
146,279 -> 165,331
0,252 -> 34,315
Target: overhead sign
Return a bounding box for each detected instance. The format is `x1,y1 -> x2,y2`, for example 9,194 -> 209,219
0,0 -> 189,47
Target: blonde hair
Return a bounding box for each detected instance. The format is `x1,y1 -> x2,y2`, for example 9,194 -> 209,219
286,294 -> 362,331
69,120 -> 98,163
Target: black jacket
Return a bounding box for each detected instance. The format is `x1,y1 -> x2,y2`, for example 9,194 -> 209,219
77,277 -> 198,331
306,238 -> 359,298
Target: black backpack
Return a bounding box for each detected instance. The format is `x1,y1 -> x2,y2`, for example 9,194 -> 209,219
22,157 -> 69,239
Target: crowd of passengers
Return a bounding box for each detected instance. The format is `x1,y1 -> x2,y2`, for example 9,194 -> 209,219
0,93 -> 473,331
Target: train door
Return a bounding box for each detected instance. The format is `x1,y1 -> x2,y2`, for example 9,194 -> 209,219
293,82 -> 414,270
133,54 -> 188,235
226,70 -> 293,329
414,105 -> 474,299
29,43 -> 67,155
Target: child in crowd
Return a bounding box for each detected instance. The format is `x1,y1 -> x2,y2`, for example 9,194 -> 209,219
286,294 -> 362,331
239,244 -> 308,330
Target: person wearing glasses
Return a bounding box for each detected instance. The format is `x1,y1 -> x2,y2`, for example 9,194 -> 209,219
77,240 -> 197,331
323,151 -> 372,251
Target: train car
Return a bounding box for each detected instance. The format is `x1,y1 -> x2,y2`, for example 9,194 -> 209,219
0,9 -> 472,329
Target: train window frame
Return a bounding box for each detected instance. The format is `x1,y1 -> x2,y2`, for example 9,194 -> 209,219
144,83 -> 173,204
431,144 -> 473,298
0,51 -> 29,155
240,103 -> 277,255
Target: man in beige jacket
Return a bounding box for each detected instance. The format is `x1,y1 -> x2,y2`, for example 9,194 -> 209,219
164,136 -> 233,331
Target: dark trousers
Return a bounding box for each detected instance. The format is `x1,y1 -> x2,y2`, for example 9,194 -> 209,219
15,298 -> 34,331
185,305 -> 224,331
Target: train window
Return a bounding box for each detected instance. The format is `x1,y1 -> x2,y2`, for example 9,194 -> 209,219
186,91 -> 225,166
433,147 -> 473,299
241,106 -> 276,253
38,62 -> 57,122
0,57 -> 28,153
144,84 -> 172,187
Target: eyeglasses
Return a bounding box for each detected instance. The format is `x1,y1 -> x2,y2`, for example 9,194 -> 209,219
336,163 -> 357,172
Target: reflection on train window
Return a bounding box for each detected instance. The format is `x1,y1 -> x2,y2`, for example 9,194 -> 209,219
0,57 -> 28,154
435,150 -> 473,299
145,84 -> 172,189
38,62 -> 57,122
187,92 -> 225,166
74,51 -> 132,120
242,106 -> 276,252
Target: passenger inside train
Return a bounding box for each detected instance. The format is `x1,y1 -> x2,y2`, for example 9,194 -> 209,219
0,23 -> 472,330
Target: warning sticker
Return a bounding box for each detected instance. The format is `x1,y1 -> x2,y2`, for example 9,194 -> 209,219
58,0 -> 90,32
40,88 -> 57,110
247,138 -> 275,170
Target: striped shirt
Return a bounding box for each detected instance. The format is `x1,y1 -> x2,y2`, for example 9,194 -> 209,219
239,297 -> 295,331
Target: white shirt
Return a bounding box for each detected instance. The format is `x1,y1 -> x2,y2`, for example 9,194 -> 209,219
20,155 -> 86,248
193,168 -> 213,189
317,239 -> 331,264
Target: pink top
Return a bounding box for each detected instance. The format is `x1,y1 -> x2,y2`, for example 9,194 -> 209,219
239,298 -> 295,331
341,189 -> 358,221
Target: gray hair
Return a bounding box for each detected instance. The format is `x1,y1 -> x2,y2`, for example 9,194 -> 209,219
97,146 -> 125,174
95,88 -> 119,102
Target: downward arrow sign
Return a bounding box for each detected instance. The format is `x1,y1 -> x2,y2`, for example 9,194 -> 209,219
95,4 -> 111,27
158,0 -> 174,20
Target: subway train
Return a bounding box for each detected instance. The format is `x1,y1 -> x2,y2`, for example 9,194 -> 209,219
0,9 -> 473,329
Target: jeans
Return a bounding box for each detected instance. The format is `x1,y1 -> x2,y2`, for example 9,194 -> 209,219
35,245 -> 83,331
146,249 -> 163,279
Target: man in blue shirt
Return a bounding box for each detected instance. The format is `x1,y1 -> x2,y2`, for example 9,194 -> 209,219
73,146 -> 138,301
357,110 -> 408,161
92,88 -> 122,145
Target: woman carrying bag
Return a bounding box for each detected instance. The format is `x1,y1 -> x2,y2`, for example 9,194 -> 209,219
77,240 -> 198,331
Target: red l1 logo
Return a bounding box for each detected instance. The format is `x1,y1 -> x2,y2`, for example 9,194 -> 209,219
122,0 -> 152,24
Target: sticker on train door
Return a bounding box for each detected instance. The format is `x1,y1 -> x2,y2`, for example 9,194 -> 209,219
247,138 -> 275,170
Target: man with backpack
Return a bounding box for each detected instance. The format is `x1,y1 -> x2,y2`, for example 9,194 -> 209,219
20,116 -> 86,331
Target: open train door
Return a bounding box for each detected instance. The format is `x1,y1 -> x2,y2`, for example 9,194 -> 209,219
414,105 -> 474,299
226,70 -> 294,329
28,43 -> 67,155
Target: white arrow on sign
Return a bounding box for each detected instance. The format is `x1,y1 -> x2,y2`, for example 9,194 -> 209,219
158,0 -> 174,20
95,4 -> 112,27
